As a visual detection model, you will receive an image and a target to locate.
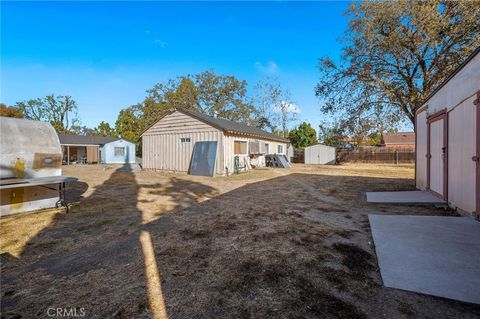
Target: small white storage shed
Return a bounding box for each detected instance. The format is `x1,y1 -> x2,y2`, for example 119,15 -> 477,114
415,47 -> 479,218
304,144 -> 336,165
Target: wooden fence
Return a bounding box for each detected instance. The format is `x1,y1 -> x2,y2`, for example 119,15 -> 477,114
337,147 -> 415,164
292,149 -> 305,163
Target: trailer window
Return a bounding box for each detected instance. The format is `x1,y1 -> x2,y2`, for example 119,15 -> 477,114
277,145 -> 284,154
234,141 -> 248,155
180,137 -> 191,143
114,147 -> 125,157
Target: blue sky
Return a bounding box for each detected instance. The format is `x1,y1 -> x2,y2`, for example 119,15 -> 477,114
1,1 -> 349,131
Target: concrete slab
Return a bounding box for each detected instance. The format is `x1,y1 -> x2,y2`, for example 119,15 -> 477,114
369,215 -> 480,304
366,191 -> 445,204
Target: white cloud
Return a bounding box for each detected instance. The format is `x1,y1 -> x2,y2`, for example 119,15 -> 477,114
274,101 -> 300,114
145,30 -> 150,34
254,61 -> 279,74
154,39 -> 167,48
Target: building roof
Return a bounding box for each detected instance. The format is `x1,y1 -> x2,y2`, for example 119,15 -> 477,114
57,134 -> 123,146
381,132 -> 415,145
144,108 -> 290,143
422,47 -> 480,107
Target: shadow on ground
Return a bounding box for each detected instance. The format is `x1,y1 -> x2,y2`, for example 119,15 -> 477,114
1,169 -> 478,319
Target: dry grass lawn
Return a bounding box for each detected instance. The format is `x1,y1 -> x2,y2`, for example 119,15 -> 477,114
1,163 -> 479,319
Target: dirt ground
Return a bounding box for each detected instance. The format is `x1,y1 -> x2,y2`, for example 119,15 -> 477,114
1,164 -> 479,319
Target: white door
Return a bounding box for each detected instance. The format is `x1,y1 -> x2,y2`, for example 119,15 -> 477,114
429,118 -> 445,196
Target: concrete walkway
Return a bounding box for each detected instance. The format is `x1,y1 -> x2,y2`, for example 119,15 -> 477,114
366,191 -> 445,205
369,215 -> 480,304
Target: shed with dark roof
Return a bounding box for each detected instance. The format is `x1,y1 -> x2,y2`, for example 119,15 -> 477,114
141,108 -> 290,175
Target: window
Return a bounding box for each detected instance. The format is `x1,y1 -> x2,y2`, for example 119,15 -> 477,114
114,147 -> 125,157
264,143 -> 270,154
277,145 -> 284,154
249,140 -> 260,154
180,137 -> 191,143
234,141 -> 248,155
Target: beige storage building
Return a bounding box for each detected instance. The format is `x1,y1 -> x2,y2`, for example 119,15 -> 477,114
415,47 -> 479,218
141,108 -> 290,176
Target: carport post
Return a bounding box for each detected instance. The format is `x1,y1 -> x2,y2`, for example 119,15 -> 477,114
67,145 -> 70,165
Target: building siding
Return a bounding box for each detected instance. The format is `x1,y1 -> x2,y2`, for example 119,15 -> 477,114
142,111 -> 289,176
416,110 -> 428,190
415,51 -> 479,215
426,54 -> 480,115
142,112 -> 224,174
447,95 -> 476,213
223,134 -> 288,174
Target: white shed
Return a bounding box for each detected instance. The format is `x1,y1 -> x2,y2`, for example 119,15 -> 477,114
415,47 -> 479,218
304,144 -> 336,165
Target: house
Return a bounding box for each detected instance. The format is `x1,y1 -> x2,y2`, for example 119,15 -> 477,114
415,47 -> 479,218
141,108 -> 290,175
57,134 -> 135,164
381,132 -> 415,148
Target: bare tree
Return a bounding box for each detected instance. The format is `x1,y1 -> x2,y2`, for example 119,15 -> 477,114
315,1 -> 480,128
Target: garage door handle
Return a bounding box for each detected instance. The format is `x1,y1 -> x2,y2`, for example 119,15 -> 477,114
472,156 -> 480,162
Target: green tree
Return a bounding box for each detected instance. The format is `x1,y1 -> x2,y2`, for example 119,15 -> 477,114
94,121 -> 117,137
315,1 -> 480,128
368,131 -> 382,147
194,71 -> 255,122
288,122 -> 318,148
318,122 -> 346,148
115,71 -> 261,156
0,103 -> 23,118
115,105 -> 143,143
70,125 -> 95,136
146,71 -> 255,123
16,94 -> 80,133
